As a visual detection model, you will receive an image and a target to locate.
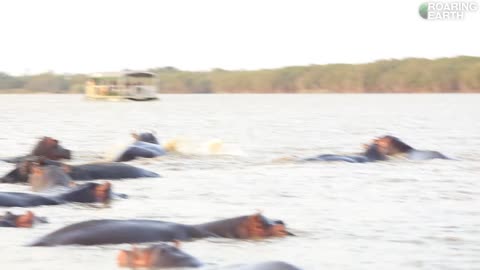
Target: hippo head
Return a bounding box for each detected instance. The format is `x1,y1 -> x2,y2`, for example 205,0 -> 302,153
132,132 -> 159,145
363,143 -> 387,161
237,213 -> 293,239
117,243 -> 203,268
203,213 -> 293,239
31,137 -> 72,160
0,159 -> 36,183
61,182 -> 112,204
29,163 -> 73,191
373,135 -> 414,155
0,211 -> 36,228
0,157 -> 65,184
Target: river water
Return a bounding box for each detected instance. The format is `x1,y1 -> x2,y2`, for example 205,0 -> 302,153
0,94 -> 479,270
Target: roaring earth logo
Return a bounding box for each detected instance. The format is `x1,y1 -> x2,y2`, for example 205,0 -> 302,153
419,1 -> 478,20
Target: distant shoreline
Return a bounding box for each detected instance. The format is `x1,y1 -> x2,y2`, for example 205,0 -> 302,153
1,90 -> 480,95
1,56 -> 480,93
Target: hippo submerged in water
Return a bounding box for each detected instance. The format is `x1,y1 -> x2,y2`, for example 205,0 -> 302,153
2,137 -> 72,163
0,211 -> 48,228
302,143 -> 387,163
30,213 -> 291,246
0,182 -> 111,207
373,135 -> 451,160
118,242 -> 203,268
117,243 -> 301,270
115,132 -> 166,162
0,157 -> 159,184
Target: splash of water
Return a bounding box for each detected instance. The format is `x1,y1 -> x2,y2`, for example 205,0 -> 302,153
163,137 -> 246,156
103,136 -> 246,161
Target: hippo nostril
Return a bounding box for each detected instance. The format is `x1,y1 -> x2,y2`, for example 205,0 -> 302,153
117,250 -> 133,267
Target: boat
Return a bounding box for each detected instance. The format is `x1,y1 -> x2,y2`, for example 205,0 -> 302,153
85,71 -> 158,101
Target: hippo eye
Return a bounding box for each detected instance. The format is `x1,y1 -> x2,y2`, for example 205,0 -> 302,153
274,220 -> 285,225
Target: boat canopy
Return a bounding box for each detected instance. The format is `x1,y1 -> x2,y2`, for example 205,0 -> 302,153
89,71 -> 155,79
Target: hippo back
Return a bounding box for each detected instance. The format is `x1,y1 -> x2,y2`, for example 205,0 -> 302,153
69,163 -> 159,180
0,192 -> 61,207
116,141 -> 166,162
29,219 -> 208,246
224,261 -> 302,270
407,150 -> 449,160
303,154 -> 368,163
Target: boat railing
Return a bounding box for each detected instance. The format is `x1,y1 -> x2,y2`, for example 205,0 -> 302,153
90,85 -> 156,96
91,85 -> 124,96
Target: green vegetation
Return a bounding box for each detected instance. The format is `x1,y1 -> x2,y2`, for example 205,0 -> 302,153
1,56 -> 479,94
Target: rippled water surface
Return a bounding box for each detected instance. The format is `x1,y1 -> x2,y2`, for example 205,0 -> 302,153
1,94 -> 480,270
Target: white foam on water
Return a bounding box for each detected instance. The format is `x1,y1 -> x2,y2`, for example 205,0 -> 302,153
163,137 -> 246,156
102,137 -> 136,161
103,135 -> 246,161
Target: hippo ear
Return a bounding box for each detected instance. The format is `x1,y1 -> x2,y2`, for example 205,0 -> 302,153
131,133 -> 140,140
248,212 -> 263,223
43,137 -> 57,146
173,239 -> 182,248
3,211 -> 13,217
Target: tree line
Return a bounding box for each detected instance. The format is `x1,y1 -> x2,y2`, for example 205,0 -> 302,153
1,56 -> 479,93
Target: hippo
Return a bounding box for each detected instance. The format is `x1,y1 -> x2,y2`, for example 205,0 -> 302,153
373,135 -> 451,160
2,137 -> 72,163
115,133 -> 166,162
28,164 -> 73,191
302,143 -> 387,163
222,262 -> 302,270
29,213 -> 291,246
118,242 -> 203,268
0,157 -> 159,184
0,211 -> 48,228
0,182 -> 111,207
117,243 -> 301,270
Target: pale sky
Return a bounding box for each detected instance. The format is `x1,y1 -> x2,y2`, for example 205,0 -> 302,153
0,0 -> 479,74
